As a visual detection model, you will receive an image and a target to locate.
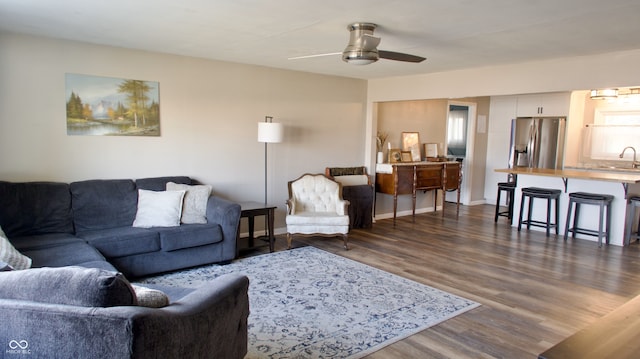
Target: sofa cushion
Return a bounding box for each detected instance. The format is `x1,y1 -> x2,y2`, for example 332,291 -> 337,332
22,241 -> 107,268
156,224 -> 223,251
9,232 -> 84,251
71,179 -> 138,232
0,266 -> 136,307
0,181 -> 73,237
77,227 -> 161,258
0,226 -> 31,270
166,182 -> 212,224
136,176 -> 192,191
132,189 -> 186,228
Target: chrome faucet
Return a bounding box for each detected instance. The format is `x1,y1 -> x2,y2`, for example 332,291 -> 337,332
619,146 -> 640,168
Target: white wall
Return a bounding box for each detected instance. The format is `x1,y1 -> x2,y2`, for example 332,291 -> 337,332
0,33 -> 368,229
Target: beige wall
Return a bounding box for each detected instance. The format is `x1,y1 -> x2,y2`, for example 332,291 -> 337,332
0,32 -> 367,230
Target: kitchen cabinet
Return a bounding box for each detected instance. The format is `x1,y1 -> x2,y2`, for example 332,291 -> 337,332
516,92 -> 570,117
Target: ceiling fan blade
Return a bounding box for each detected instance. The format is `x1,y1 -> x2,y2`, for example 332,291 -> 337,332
360,34 -> 381,52
379,50 -> 426,63
288,52 -> 342,60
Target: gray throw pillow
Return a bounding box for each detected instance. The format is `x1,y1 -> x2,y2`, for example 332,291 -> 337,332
0,266 -> 136,307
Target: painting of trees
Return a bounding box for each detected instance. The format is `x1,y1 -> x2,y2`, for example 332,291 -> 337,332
65,73 -> 160,136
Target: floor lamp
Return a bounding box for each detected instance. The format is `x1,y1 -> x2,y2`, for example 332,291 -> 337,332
257,116 -> 284,207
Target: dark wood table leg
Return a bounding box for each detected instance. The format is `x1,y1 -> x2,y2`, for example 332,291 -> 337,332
247,216 -> 255,248
267,207 -> 275,252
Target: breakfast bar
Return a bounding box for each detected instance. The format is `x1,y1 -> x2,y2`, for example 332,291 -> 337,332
495,167 -> 640,246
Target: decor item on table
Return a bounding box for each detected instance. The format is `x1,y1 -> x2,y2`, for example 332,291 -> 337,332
389,148 -> 402,163
138,246 -> 480,359
376,131 -> 388,164
257,116 -> 284,207
65,73 -> 160,136
402,131 -> 422,162
401,150 -> 413,162
286,174 -> 350,249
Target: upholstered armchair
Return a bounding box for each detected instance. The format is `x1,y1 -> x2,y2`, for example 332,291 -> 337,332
286,174 -> 350,250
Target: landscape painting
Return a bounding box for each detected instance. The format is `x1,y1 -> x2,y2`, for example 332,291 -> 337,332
66,73 -> 160,136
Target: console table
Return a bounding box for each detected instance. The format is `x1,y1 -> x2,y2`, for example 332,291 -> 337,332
375,161 -> 461,223
237,201 -> 276,256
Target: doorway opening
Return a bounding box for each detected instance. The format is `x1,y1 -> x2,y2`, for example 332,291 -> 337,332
446,102 -> 476,205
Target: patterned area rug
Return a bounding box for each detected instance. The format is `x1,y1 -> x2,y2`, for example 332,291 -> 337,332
137,246 -> 479,358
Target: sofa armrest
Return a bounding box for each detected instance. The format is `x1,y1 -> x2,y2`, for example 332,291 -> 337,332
0,273 -> 250,359
205,196 -> 241,261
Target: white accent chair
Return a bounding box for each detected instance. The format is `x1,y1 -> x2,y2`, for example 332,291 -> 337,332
286,174 -> 350,250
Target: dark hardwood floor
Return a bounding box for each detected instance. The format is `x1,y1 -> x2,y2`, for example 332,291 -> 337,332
243,204 -> 640,358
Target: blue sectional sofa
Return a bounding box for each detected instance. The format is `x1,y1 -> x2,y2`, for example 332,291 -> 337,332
0,176 -> 241,277
0,176 -> 249,358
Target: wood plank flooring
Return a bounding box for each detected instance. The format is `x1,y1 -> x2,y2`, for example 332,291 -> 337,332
242,204 -> 640,358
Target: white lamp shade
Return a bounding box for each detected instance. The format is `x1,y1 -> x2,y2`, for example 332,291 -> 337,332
258,122 -> 284,143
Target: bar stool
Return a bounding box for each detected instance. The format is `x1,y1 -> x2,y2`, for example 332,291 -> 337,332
564,192 -> 613,247
624,196 -> 640,246
517,187 -> 561,236
494,181 -> 516,224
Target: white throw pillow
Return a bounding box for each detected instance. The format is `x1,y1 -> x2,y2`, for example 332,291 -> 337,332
132,190 -> 186,228
0,225 -> 32,270
166,182 -> 212,224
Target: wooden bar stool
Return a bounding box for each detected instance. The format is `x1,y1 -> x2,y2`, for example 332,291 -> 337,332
517,187 -> 561,237
494,181 -> 516,224
624,196 -> 640,246
564,192 -> 614,247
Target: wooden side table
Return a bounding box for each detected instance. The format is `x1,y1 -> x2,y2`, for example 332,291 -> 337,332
237,201 -> 276,256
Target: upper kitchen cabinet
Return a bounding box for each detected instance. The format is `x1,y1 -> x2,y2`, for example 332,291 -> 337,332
516,92 -> 571,117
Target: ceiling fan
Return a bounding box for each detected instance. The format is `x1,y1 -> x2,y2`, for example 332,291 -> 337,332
289,22 -> 426,65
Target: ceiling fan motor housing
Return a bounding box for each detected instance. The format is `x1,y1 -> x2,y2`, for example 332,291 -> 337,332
342,22 -> 380,64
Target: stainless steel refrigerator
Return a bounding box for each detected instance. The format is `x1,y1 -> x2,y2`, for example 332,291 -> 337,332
509,117 -> 566,169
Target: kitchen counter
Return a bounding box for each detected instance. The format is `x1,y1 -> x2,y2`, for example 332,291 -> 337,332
494,167 -> 640,246
495,167 -> 640,185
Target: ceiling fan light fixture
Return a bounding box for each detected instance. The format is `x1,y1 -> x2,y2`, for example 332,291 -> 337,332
342,51 -> 378,65
590,88 -> 618,100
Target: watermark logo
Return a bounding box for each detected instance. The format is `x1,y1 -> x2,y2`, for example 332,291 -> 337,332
6,339 -> 31,355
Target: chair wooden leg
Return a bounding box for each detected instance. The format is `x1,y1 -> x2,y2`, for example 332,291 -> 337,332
342,234 -> 349,250
286,233 -> 293,249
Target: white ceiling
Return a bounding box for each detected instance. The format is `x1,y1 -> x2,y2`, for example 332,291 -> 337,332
1,0 -> 640,80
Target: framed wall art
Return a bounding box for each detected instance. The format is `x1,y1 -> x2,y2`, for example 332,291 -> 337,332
65,73 -> 160,136
402,132 -> 421,162
401,151 -> 413,162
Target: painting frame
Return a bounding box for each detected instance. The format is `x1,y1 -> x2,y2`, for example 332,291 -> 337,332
65,73 -> 160,136
389,148 -> 402,163
402,132 -> 422,162
401,151 -> 413,162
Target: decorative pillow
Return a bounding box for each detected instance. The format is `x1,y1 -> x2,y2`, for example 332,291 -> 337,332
166,182 -> 212,224
132,189 -> 186,228
0,260 -> 13,271
0,226 -> 31,270
333,175 -> 369,186
0,266 -> 136,307
131,285 -> 170,308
